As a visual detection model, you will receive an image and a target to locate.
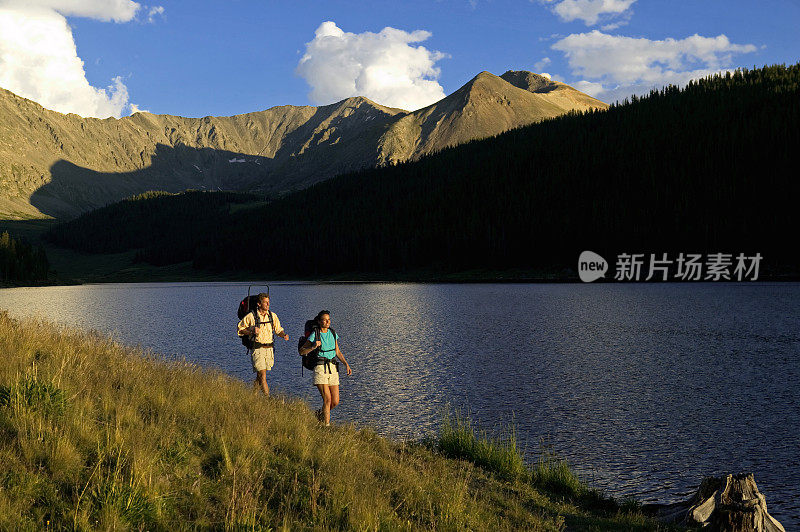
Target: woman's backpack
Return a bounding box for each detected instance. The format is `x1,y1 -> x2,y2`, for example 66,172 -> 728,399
298,319 -> 336,371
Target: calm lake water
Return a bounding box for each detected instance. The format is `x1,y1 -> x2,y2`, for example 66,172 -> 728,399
2,282 -> 799,526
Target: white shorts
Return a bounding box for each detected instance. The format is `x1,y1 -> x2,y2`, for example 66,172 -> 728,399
313,360 -> 339,386
251,347 -> 274,372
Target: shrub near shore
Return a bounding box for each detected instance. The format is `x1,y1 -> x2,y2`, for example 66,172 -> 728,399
0,312 -> 671,530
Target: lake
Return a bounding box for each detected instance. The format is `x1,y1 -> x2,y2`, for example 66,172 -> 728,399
2,281 -> 798,527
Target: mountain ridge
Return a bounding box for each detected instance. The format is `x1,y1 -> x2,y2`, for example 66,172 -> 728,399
0,71 -> 607,219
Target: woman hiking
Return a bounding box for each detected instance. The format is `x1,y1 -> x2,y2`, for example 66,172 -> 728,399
299,310 -> 352,426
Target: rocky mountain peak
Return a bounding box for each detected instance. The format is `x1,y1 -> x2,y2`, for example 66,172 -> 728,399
500,70 -> 560,93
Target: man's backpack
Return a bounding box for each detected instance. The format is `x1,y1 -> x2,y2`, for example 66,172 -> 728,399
237,295 -> 259,321
298,319 -> 336,371
238,296 -> 273,350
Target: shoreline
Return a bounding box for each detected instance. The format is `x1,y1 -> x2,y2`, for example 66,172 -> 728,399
0,311 -> 671,529
1,307 -> 792,528
5,267 -> 800,288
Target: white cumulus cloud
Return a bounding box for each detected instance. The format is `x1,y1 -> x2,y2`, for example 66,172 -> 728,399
0,0 -> 143,118
572,79 -> 605,96
2,0 -> 140,22
542,0 -> 636,26
534,56 -> 551,71
552,30 -> 757,102
146,5 -> 163,23
296,21 -> 447,112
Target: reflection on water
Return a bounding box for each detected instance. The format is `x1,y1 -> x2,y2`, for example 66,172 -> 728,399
343,284 -> 445,435
2,282 -> 799,527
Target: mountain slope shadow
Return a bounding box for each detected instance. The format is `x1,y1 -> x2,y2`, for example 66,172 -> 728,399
31,97 -> 405,221
257,97 -> 405,192
31,143 -> 274,219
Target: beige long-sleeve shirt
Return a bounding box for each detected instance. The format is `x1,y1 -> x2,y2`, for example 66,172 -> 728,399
237,310 -> 284,345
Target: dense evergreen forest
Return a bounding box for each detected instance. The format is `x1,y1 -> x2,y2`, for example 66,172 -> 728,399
47,64 -> 800,277
0,231 -> 49,284
46,190 -> 263,266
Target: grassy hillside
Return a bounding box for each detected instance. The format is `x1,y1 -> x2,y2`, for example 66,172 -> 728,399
0,312 -> 670,530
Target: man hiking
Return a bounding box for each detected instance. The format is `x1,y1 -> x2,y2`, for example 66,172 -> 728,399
237,293 -> 289,396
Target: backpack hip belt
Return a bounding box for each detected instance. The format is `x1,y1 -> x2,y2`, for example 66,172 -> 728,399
317,357 -> 339,373
253,341 -> 275,348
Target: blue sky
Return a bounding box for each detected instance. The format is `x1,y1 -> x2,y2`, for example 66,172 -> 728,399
1,0 -> 799,118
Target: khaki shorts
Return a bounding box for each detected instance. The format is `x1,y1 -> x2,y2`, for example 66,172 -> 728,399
313,360 -> 339,386
251,347 -> 274,372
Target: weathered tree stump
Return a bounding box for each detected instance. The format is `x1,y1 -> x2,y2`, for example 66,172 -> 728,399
643,473 -> 785,532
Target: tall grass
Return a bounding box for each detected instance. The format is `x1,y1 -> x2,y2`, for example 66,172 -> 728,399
437,412 -> 589,495
437,412 -> 670,529
532,453 -> 584,499
438,411 -> 528,481
0,311 -> 668,530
